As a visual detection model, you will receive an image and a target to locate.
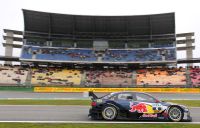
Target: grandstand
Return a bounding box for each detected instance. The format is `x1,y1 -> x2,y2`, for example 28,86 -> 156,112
0,10 -> 199,88
0,65 -> 28,85
31,68 -> 82,86
136,68 -> 186,86
0,66 -> 193,87
190,67 -> 200,87
21,45 -> 176,63
84,69 -> 133,87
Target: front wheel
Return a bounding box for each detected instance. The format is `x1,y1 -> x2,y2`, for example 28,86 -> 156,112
168,106 -> 183,122
102,106 -> 117,120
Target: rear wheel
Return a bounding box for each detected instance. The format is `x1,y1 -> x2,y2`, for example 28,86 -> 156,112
102,106 -> 117,120
168,106 -> 183,122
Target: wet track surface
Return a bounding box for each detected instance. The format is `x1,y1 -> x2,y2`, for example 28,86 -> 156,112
0,92 -> 200,100
0,105 -> 199,122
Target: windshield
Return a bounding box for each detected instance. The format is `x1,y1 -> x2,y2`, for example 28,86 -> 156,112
101,92 -> 117,99
136,93 -> 160,103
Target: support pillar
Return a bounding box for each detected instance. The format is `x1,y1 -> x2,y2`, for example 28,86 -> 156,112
186,36 -> 193,67
4,31 -> 14,65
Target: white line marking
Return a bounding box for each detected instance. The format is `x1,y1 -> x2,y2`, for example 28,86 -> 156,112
0,98 -> 199,100
0,105 -> 199,108
0,121 -> 199,124
0,105 -> 90,107
168,99 -> 200,100
190,107 -> 200,108
0,98 -> 90,100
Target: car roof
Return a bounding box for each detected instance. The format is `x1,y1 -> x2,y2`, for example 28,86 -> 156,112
111,91 -> 152,96
114,91 -> 140,94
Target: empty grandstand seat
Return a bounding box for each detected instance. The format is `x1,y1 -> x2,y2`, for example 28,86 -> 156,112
102,48 -> 176,62
136,68 -> 186,86
21,46 -> 97,62
31,68 -> 82,86
190,67 -> 200,87
0,66 -> 28,85
21,46 -> 176,63
84,69 -> 133,87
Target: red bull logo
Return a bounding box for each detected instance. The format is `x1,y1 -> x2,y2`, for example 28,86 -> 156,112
129,103 -> 147,113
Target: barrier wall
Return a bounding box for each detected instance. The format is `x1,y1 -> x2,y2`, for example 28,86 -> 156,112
0,86 -> 33,92
34,87 -> 200,93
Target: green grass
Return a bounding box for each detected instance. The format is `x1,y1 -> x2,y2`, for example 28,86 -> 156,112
0,99 -> 199,107
0,99 -> 91,105
0,86 -> 33,92
165,100 -> 200,107
0,123 -> 199,128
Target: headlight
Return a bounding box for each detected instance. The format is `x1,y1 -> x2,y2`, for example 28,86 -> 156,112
184,108 -> 189,112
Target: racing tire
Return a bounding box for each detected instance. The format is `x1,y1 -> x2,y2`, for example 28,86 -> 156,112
168,106 -> 183,122
102,105 -> 117,120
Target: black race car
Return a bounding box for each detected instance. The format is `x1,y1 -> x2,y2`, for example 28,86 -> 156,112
88,91 -> 192,122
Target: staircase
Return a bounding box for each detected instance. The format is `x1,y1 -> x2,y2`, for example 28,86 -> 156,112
24,68 -> 32,87
80,70 -> 87,86
131,71 -> 137,87
185,68 -> 192,87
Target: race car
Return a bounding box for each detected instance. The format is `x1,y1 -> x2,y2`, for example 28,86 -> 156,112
88,91 -> 192,122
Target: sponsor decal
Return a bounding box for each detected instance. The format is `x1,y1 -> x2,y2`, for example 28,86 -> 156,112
129,102 -> 148,113
162,110 -> 168,118
158,117 -> 165,119
151,103 -> 163,112
129,102 -> 165,113
142,114 -> 157,118
152,103 -> 162,107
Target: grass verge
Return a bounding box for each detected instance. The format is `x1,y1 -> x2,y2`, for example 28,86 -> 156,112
0,123 -> 199,128
0,86 -> 33,92
0,99 -> 90,105
0,99 -> 199,107
165,100 -> 200,107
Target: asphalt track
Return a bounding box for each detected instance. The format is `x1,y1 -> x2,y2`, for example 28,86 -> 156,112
0,91 -> 200,100
0,105 -> 199,123
0,91 -> 199,124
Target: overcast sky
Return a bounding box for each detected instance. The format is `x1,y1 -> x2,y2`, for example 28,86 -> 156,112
0,0 -> 199,65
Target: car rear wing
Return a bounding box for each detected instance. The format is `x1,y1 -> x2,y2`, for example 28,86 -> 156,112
88,91 -> 98,99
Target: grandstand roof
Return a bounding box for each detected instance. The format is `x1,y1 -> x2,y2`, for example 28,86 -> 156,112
23,10 -> 175,40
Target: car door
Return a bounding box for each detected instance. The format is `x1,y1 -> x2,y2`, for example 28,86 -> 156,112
131,93 -> 164,114
110,92 -> 135,110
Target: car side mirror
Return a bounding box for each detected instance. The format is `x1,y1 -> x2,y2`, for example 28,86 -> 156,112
155,99 -> 160,103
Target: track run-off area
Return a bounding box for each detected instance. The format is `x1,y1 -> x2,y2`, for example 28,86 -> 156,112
0,92 -> 200,100
0,91 -> 199,124
0,105 -> 199,124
